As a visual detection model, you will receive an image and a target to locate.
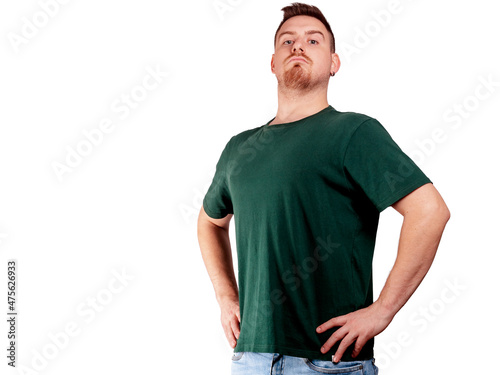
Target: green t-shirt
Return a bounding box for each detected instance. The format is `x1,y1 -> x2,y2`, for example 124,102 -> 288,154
203,105 -> 432,361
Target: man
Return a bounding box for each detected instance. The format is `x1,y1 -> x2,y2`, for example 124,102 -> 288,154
197,3 -> 450,374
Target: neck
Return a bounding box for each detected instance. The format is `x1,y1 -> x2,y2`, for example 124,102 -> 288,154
270,85 -> 329,125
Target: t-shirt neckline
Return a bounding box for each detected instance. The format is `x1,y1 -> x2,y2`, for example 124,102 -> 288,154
264,105 -> 333,129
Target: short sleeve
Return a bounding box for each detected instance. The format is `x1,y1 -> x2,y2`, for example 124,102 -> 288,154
202,138 -> 234,219
343,119 -> 432,212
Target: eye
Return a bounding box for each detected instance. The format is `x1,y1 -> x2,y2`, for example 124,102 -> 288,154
284,40 -> 293,45
309,40 -> 318,45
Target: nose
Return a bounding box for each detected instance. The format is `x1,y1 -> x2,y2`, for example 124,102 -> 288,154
292,40 -> 304,53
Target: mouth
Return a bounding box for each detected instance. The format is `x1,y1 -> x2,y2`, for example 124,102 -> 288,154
288,57 -> 308,64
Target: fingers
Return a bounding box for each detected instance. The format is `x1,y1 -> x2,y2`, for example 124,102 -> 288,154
230,315 -> 240,340
221,312 -> 240,348
317,305 -> 385,361
323,331 -> 367,362
232,307 -> 241,341
351,336 -> 368,358
222,319 -> 238,348
332,333 -> 357,362
320,326 -> 348,353
316,315 -> 347,333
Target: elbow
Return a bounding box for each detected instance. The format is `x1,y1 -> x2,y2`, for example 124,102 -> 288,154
436,205 -> 451,230
441,204 -> 451,224
422,199 -> 451,226
397,184 -> 450,229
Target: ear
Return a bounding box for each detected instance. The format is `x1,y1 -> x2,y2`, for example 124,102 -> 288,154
330,53 -> 341,76
271,54 -> 275,74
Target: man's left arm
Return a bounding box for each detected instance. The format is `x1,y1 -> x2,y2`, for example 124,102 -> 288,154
316,182 -> 450,362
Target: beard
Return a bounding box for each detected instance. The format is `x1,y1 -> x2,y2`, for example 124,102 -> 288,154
278,59 -> 328,93
282,63 -> 313,91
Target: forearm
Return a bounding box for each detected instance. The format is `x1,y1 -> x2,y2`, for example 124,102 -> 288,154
197,221 -> 239,304
375,206 -> 450,319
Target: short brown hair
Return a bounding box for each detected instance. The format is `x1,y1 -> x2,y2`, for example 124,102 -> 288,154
274,3 -> 335,52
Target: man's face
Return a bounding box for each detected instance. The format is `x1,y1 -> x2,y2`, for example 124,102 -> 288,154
271,15 -> 339,91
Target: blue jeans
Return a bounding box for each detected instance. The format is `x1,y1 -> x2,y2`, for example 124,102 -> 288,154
231,352 -> 379,374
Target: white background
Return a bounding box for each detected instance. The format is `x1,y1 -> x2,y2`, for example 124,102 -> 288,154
0,0 -> 499,374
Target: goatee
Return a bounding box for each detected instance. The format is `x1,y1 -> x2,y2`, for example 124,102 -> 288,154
281,63 -> 312,91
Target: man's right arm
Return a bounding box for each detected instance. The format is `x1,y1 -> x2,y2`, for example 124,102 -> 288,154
197,206 -> 240,348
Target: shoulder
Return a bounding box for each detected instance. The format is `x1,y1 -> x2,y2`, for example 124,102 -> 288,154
231,126 -> 263,142
321,108 -> 385,140
224,125 -> 266,152
328,108 -> 378,128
